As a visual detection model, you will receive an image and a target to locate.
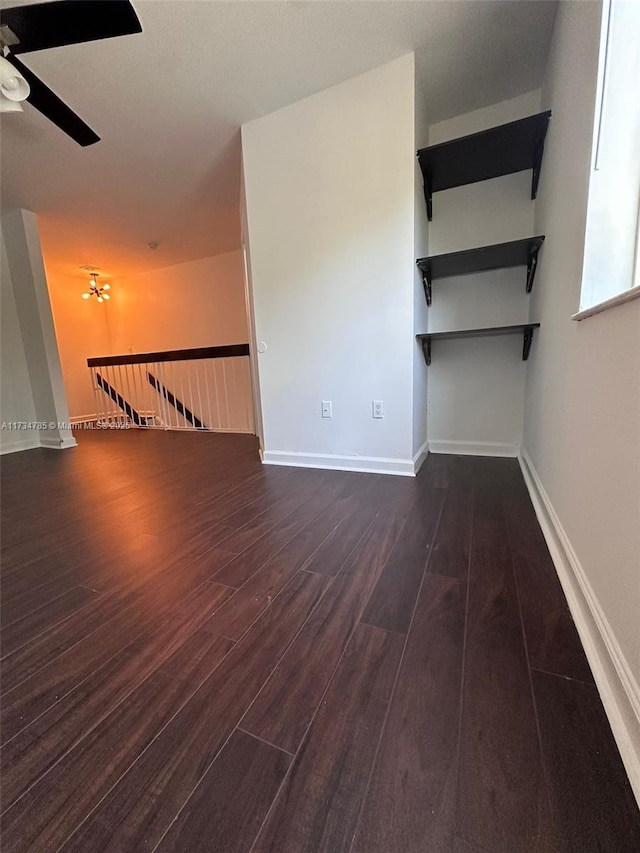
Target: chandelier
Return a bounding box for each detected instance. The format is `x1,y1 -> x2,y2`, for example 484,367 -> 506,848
82,273 -> 111,302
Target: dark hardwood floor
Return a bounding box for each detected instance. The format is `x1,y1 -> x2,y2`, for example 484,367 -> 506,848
1,430 -> 638,852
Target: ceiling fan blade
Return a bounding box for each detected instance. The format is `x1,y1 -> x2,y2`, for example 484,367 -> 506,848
5,54 -> 99,146
1,0 -> 141,55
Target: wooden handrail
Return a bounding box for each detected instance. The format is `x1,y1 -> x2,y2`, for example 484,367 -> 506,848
87,343 -> 250,368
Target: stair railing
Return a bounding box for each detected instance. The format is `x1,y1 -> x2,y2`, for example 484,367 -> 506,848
87,344 -> 254,434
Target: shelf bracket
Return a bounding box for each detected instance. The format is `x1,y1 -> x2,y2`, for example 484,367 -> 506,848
522,327 -> 535,360
421,268 -> 432,306
531,134 -> 546,200
526,243 -> 540,293
420,337 -> 431,366
423,176 -> 433,221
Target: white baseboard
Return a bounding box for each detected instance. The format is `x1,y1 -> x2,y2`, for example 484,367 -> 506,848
207,427 -> 255,435
262,449 -> 416,477
429,440 -> 519,458
41,435 -> 78,450
0,436 -> 41,455
519,449 -> 640,806
0,434 -> 78,454
412,439 -> 429,475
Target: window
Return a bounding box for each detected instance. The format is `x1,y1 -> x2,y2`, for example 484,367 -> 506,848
578,0 -> 640,316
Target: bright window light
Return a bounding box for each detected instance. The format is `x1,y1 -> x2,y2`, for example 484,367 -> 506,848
580,0 -> 640,312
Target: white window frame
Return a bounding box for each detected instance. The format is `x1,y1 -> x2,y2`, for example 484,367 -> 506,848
573,0 -> 640,321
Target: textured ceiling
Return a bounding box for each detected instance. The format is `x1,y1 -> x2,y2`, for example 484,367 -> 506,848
0,0 -> 557,280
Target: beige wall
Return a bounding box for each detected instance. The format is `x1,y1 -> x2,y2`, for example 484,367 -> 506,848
47,250 -> 249,421
523,0 -> 640,798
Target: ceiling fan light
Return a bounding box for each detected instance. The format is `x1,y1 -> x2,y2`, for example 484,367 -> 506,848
0,56 -> 30,102
82,292 -> 90,299
97,296 -> 103,303
102,292 -> 110,300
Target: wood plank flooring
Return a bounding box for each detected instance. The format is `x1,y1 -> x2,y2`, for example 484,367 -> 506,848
1,429 -> 638,852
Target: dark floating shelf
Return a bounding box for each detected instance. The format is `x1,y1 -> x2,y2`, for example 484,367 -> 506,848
417,323 -> 541,365
416,236 -> 545,305
417,111 -> 551,219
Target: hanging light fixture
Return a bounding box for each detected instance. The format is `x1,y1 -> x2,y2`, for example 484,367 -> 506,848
82,273 -> 111,302
0,55 -> 30,113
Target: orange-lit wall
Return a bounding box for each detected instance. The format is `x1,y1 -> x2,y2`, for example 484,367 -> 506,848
108,251 -> 248,354
46,272 -> 113,420
47,250 -> 249,421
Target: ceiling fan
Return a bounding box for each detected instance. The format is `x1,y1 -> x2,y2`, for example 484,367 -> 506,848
0,0 -> 142,146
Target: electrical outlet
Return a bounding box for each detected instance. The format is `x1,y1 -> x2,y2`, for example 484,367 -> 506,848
372,400 -> 384,419
321,400 -> 332,418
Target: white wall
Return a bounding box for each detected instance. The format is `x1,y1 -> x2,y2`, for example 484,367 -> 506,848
522,0 -> 640,800
242,55 -> 417,475
412,74 -> 429,462
1,210 -> 75,452
1,226 -> 38,454
241,168 -> 265,449
426,90 -> 542,456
